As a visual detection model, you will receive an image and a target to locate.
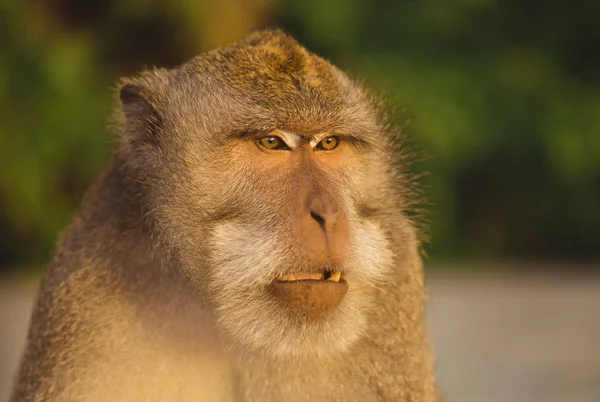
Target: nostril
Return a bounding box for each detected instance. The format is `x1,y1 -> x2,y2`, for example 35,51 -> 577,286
310,211 -> 326,227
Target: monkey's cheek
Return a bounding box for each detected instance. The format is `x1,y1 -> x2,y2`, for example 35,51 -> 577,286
269,281 -> 349,318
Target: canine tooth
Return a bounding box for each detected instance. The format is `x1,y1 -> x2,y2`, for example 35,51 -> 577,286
328,271 -> 341,282
278,275 -> 288,281
288,274 -> 296,281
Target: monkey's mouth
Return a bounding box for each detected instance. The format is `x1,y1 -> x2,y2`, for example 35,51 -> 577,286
270,270 -> 348,317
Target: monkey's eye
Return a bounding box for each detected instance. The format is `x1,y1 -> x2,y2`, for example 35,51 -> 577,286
258,136 -> 289,150
316,136 -> 339,151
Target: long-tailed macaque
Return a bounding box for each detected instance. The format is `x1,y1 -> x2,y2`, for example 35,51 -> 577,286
11,29 -> 440,401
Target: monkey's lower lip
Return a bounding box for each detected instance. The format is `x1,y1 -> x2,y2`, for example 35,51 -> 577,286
270,275 -> 348,317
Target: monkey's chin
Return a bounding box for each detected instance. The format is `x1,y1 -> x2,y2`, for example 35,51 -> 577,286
213,278 -> 366,359
270,279 -> 349,318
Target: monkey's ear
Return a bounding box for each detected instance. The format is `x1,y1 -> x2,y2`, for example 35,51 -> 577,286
119,83 -> 162,145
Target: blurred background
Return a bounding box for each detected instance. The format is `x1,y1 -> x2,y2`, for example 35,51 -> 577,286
0,1 -> 599,401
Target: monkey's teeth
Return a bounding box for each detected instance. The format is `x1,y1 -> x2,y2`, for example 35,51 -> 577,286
287,274 -> 296,281
328,271 -> 341,282
278,275 -> 288,281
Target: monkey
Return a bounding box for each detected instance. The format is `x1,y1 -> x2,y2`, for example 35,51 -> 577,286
11,29 -> 440,401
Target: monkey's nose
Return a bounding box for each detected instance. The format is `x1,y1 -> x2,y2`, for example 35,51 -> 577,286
310,210 -> 327,228
301,191 -> 349,263
307,194 -> 341,229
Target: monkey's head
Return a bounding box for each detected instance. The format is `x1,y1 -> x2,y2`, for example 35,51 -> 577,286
118,30 -> 415,358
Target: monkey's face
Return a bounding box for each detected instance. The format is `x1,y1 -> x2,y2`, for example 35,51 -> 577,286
157,123 -> 398,358
121,32 -> 410,358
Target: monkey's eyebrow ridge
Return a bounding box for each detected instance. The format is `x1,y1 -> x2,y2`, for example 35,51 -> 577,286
230,128 -> 371,150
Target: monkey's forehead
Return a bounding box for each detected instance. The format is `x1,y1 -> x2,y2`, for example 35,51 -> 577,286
178,31 -> 365,103
168,31 -> 381,137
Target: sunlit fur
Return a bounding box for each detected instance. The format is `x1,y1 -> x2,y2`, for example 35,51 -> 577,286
207,216 -> 394,357
117,31 -> 407,359
12,29 -> 440,402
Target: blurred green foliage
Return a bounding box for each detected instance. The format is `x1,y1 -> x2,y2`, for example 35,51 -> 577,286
1,0 -> 599,270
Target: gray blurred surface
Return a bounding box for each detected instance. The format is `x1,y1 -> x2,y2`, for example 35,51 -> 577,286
428,273 -> 600,402
1,272 -> 599,402
0,278 -> 37,402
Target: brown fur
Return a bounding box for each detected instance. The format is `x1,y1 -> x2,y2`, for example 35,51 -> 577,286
11,29 -> 440,401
